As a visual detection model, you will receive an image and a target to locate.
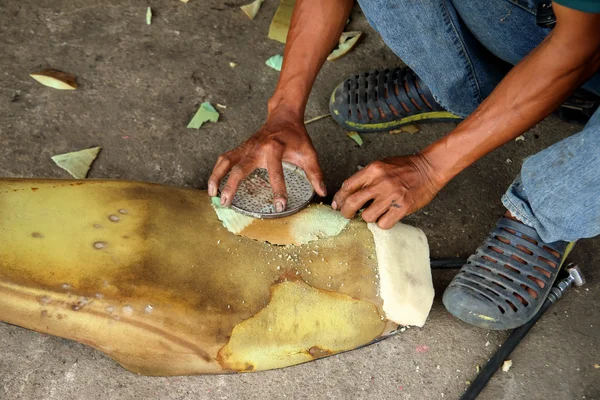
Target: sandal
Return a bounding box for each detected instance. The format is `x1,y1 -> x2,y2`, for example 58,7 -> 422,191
442,216 -> 576,330
329,67 -> 462,133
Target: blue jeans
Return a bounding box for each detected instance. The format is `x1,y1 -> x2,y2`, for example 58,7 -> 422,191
359,0 -> 600,243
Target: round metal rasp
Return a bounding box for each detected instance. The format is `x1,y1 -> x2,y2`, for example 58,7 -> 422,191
219,162 -> 314,219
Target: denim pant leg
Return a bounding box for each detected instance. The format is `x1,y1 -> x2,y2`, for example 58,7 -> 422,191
502,107 -> 600,243
452,0 -> 600,95
357,0 -> 506,117
360,0 -> 600,112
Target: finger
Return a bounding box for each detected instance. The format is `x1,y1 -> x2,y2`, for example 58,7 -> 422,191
300,151 -> 327,197
332,169 -> 369,210
377,204 -> 408,230
267,157 -> 288,213
219,160 -> 257,207
361,198 -> 392,223
339,187 -> 376,219
208,153 -> 241,197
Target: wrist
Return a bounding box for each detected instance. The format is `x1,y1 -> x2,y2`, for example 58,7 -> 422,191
418,145 -> 456,189
267,92 -> 306,119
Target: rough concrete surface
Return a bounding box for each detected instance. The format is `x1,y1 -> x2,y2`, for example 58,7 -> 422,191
0,1 -> 598,399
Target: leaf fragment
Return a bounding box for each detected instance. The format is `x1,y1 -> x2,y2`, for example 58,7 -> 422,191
241,0 -> 264,20
146,7 -> 152,25
187,102 -> 219,129
346,132 -> 363,146
304,114 -> 330,125
266,55 -> 284,72
268,0 -> 295,43
30,69 -> 78,90
327,31 -> 363,61
51,147 -> 101,179
389,124 -> 420,135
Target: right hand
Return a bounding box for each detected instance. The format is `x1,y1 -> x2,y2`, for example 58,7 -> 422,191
208,107 -> 327,211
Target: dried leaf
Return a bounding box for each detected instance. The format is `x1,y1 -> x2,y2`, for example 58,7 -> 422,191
241,0 -> 264,20
51,147 -> 101,179
501,360 -> 512,372
187,102 -> 219,129
327,31 -> 363,61
268,0 -> 295,43
266,55 -> 284,72
30,69 -> 78,90
304,114 -> 330,125
346,132 -> 363,146
146,7 -> 152,25
389,124 -> 420,135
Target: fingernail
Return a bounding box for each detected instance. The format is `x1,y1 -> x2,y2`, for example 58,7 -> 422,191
332,201 -> 337,210
275,201 -> 285,213
319,182 -> 327,196
220,195 -> 228,206
208,184 -> 216,197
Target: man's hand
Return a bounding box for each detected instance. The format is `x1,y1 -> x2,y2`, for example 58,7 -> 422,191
332,154 -> 442,229
207,0 -> 352,210
208,108 -> 326,211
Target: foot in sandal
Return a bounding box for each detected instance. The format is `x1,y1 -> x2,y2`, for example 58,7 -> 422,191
329,67 -> 462,133
442,211 -> 575,330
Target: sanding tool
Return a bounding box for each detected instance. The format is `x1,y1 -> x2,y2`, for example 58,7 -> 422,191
219,162 -> 314,219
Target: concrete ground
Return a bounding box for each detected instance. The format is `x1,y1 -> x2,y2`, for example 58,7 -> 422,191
1,1 -> 599,399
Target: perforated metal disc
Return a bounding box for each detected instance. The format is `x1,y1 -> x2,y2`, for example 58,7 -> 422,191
219,162 -> 314,219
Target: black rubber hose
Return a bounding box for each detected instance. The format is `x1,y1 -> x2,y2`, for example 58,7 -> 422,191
460,297 -> 554,400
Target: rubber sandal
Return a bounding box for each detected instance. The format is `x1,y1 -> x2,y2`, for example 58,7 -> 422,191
329,67 -> 462,133
554,88 -> 599,125
442,216 -> 576,330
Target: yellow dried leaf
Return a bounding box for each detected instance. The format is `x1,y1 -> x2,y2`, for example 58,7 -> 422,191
268,0 -> 295,43
241,0 -> 264,19
346,132 -> 363,146
389,124 -> 421,135
30,69 -> 78,90
327,31 -> 363,61
51,147 -> 101,179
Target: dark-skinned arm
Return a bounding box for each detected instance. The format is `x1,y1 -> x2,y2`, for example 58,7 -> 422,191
209,0 -> 354,211
333,3 -> 600,229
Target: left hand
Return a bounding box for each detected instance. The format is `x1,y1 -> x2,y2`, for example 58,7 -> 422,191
332,154 -> 443,229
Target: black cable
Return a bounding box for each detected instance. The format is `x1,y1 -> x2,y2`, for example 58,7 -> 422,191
430,258 -> 467,269
460,298 -> 554,400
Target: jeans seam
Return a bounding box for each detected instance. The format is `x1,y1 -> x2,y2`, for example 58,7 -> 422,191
440,0 -> 483,109
501,195 -> 535,228
504,0 -> 537,16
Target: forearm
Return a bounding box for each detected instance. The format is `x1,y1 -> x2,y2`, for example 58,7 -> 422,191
268,0 -> 354,119
423,7 -> 600,186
